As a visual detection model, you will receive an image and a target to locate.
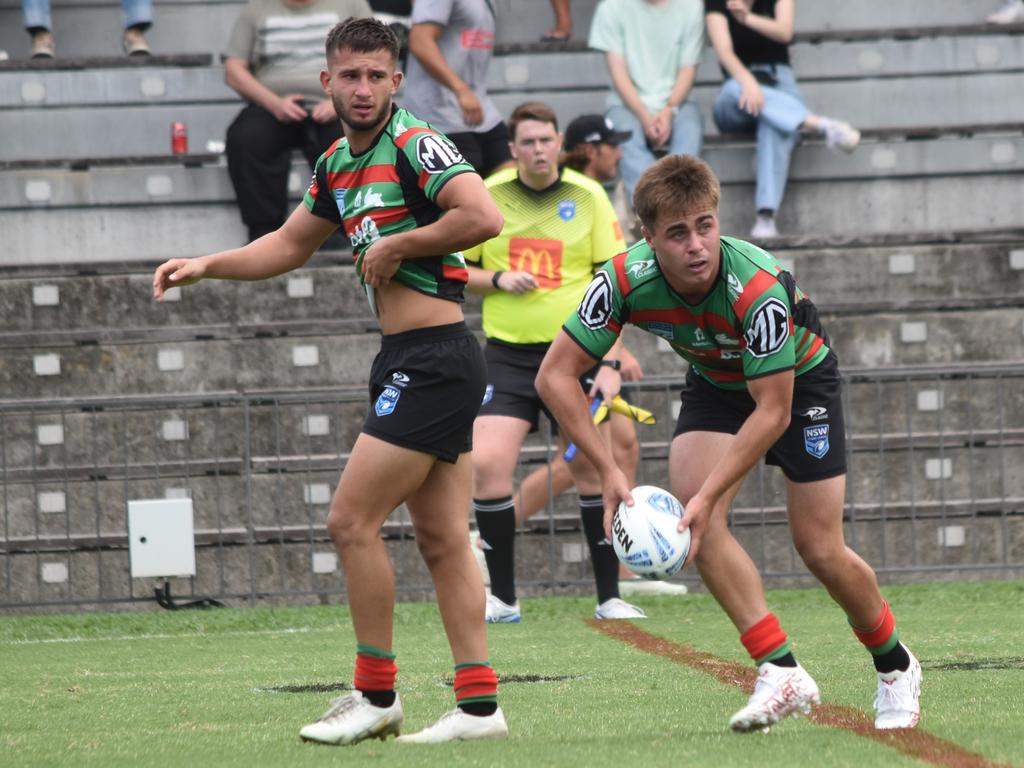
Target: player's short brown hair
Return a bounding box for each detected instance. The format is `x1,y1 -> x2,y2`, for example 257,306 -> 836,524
508,101 -> 559,142
326,16 -> 400,63
633,155 -> 720,230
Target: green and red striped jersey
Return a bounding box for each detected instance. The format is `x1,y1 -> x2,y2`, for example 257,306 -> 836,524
563,236 -> 832,390
303,105 -> 477,302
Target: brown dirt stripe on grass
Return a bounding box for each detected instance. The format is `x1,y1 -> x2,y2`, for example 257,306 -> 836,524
588,619 -> 1013,768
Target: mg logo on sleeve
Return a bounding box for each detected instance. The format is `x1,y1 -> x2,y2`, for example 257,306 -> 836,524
744,297 -> 789,358
416,134 -> 465,174
578,271 -> 614,330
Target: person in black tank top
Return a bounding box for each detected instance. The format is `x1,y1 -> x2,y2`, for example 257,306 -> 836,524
705,0 -> 862,239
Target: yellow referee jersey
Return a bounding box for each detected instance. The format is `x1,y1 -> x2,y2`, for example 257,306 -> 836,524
465,166 -> 626,344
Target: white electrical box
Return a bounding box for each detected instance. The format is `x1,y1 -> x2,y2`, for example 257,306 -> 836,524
127,498 -> 197,578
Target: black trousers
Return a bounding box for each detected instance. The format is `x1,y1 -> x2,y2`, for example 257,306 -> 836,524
226,103 -> 343,241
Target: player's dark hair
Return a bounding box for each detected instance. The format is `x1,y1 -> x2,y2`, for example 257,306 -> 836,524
633,154 -> 720,229
508,101 -> 559,142
326,16 -> 400,63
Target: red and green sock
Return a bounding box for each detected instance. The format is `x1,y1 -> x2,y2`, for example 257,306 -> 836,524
454,662 -> 499,716
354,643 -> 397,708
741,613 -> 797,668
850,600 -> 910,673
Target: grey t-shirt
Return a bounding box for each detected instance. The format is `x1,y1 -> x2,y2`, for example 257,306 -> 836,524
400,0 -> 502,135
224,0 -> 373,102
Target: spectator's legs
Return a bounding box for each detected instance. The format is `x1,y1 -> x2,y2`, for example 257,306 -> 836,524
753,119 -> 798,215
120,0 -> 152,31
226,104 -> 301,242
711,78 -> 758,135
606,105 -> 654,206
22,0 -> 51,31
667,99 -> 704,158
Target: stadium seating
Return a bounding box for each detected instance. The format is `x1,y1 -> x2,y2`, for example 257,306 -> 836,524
1,0 -> 1023,607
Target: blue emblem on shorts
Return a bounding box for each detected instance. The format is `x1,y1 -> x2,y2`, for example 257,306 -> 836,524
648,321 -> 674,340
557,200 -> 576,221
804,424 -> 830,459
481,383 -> 494,405
375,385 -> 401,417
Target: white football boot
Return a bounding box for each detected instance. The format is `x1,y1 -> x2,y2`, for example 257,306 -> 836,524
396,707 -> 509,743
594,597 -> 647,619
299,690 -> 403,745
485,594 -> 521,623
874,647 -> 922,729
729,662 -> 821,733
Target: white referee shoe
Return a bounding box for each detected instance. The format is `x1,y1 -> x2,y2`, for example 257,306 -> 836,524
299,691 -> 403,745
396,707 -> 509,743
594,597 -> 647,619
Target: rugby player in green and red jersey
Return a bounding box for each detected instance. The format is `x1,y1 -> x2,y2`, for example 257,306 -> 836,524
153,17 -> 508,745
536,154 -> 922,733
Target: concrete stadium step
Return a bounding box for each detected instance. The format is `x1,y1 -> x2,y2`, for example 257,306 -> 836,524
490,33 -> 1024,92
1,302 -> 1021,401
0,235 -> 1019,338
4,130 -> 1021,209
491,70 -> 1024,138
3,164 -> 1021,264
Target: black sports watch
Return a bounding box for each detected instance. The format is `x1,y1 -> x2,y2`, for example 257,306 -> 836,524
600,359 -> 621,371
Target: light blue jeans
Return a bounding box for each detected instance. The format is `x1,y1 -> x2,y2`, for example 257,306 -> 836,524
712,63 -> 808,214
607,100 -> 704,205
22,0 -> 152,31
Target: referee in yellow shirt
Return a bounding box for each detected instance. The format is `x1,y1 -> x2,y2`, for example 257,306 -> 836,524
464,101 -> 642,623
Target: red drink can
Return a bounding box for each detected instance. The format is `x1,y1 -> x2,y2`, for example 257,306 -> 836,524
171,122 -> 188,155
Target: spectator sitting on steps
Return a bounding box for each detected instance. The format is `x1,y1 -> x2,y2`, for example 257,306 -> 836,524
22,0 -> 153,58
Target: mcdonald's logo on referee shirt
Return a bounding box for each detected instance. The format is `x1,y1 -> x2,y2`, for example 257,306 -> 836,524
508,237 -> 563,288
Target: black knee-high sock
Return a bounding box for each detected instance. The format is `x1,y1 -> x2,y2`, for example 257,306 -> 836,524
473,497 -> 517,605
580,495 -> 619,605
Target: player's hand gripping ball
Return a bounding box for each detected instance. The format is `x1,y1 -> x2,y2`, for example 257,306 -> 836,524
612,485 -> 690,580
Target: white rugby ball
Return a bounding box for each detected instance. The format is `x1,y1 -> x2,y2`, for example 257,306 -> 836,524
612,485 -> 690,580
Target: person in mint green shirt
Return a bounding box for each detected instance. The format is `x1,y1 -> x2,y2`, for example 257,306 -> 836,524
588,0 -> 705,203
537,154 -> 923,735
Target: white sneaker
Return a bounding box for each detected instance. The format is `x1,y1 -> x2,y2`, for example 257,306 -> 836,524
468,530 -> 490,586
299,690 -> 404,745
822,117 -> 861,153
728,662 -> 821,733
619,579 -> 689,597
485,594 -> 521,623
750,214 -> 779,240
396,707 -> 509,743
594,597 -> 647,619
874,647 -> 922,729
988,0 -> 1024,24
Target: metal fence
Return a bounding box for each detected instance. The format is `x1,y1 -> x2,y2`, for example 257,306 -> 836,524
2,363 -> 1023,611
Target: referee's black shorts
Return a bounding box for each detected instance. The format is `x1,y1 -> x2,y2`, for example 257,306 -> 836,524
673,353 -> 846,483
364,322 -> 486,463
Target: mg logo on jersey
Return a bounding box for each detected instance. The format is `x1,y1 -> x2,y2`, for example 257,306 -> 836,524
374,385 -> 401,417
508,237 -> 563,288
557,200 -> 576,221
578,271 -> 613,330
804,424 -> 830,458
745,297 -> 790,358
802,406 -> 828,421
416,134 -> 465,174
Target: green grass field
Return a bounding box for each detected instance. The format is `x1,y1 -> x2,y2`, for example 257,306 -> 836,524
2,581 -> 1023,768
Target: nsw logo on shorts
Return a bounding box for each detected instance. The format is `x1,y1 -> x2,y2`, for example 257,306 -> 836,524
375,385 -> 401,417
804,424 -> 830,459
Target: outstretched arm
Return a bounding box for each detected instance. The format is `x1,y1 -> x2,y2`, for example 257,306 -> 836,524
153,204 -> 337,300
